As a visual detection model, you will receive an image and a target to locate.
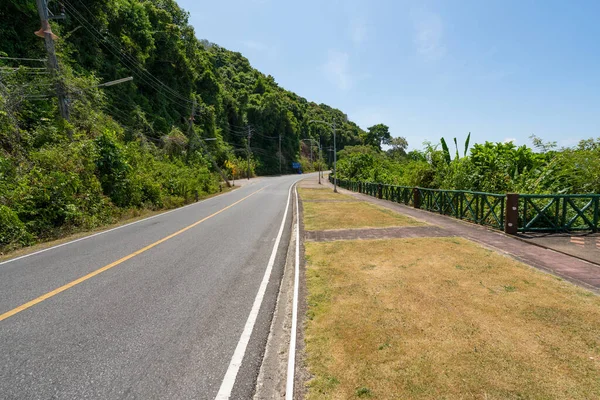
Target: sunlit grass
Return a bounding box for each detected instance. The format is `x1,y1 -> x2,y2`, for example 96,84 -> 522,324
299,188 -> 355,201
303,201 -> 423,231
305,237 -> 600,399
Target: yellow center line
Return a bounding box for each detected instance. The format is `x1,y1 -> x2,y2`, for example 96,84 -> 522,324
0,185 -> 269,322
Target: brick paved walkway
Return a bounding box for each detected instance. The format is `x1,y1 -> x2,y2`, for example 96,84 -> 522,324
301,177 -> 600,292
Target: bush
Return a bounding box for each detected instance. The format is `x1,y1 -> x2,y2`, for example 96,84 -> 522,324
0,205 -> 32,247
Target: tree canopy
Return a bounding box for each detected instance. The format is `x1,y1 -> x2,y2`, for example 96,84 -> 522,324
362,123 -> 391,150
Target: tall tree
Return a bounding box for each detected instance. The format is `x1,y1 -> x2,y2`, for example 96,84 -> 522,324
386,136 -> 408,159
363,123 -> 391,150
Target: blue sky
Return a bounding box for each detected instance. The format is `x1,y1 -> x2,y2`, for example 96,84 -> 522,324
180,0 -> 600,150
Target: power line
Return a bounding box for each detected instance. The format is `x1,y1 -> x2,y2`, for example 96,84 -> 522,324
62,2 -> 186,106
61,13 -> 190,112
62,0 -> 194,108
0,67 -> 47,70
253,131 -> 279,140
0,57 -> 47,62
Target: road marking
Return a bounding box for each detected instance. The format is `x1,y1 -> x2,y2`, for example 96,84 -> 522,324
286,185 -> 301,398
0,189 -> 238,268
215,182 -> 295,400
0,186 -> 267,323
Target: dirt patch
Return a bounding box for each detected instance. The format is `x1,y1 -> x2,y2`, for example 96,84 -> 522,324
305,226 -> 449,242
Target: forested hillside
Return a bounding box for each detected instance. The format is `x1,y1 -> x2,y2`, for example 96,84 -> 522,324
0,0 -> 365,249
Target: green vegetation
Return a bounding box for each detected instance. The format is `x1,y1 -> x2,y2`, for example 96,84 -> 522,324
336,134 -> 600,194
0,0 -> 367,250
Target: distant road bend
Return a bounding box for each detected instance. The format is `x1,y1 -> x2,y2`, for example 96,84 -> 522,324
0,174 -> 305,399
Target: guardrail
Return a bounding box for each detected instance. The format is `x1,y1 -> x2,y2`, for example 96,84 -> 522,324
520,194 -> 600,232
329,175 -> 599,234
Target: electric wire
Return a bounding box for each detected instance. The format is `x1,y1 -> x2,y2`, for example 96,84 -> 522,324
64,0 -> 192,104
63,0 -> 194,108
61,3 -> 192,112
0,57 -> 47,62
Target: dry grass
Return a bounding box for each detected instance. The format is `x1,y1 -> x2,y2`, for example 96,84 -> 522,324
303,201 -> 423,231
299,188 -> 355,201
305,238 -> 600,399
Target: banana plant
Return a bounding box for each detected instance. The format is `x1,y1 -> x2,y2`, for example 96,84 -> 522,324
440,132 -> 471,164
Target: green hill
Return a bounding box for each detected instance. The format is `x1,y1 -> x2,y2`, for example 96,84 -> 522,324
0,0 -> 363,249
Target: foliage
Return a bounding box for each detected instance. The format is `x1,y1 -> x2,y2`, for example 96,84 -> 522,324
0,0 -> 366,250
225,155 -> 256,179
0,205 -> 32,247
385,136 -> 408,159
362,123 -> 391,150
336,136 -> 600,195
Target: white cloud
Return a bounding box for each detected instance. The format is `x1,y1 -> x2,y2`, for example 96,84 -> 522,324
411,10 -> 445,61
350,18 -> 367,45
240,40 -> 278,60
322,50 -> 352,90
241,40 -> 268,51
504,137 -> 517,144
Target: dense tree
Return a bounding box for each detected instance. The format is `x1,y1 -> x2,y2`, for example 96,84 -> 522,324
386,136 -> 408,159
362,123 -> 391,150
336,135 -> 600,195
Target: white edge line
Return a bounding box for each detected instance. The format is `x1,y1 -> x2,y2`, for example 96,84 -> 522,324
0,188 -> 237,267
215,181 -> 295,399
286,185 -> 300,398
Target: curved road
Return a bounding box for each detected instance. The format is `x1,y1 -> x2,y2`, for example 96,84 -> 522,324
0,174 -> 305,399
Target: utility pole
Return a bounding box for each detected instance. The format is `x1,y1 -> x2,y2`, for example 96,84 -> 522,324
247,125 -> 252,180
35,0 -> 69,123
308,119 -> 340,193
187,99 -> 196,140
302,138 -> 320,183
318,137 -> 322,185
333,120 -> 337,193
278,133 -> 282,175
190,100 -> 231,187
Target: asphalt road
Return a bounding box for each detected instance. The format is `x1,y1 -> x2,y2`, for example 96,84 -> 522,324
0,174 -> 305,399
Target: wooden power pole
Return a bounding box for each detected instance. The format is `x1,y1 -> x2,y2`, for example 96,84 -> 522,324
247,125 -> 252,180
35,0 -> 69,123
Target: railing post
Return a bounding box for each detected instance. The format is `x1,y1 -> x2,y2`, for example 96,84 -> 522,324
505,193 -> 519,235
594,197 -> 599,233
377,183 -> 383,199
413,188 -> 421,209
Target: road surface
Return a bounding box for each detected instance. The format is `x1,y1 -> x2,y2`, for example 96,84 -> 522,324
0,174 -> 305,399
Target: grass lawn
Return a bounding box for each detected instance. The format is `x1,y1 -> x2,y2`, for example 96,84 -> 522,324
299,188 -> 356,201
303,201 -> 423,231
305,237 -> 600,399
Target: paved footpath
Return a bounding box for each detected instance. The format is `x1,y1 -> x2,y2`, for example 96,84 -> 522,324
316,177 -> 600,292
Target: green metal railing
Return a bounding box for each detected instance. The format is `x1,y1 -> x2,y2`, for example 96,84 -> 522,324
417,188 -> 505,230
330,175 -> 599,233
382,184 -> 414,206
519,194 -> 600,232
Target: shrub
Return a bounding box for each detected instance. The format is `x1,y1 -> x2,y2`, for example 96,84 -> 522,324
0,205 -> 32,247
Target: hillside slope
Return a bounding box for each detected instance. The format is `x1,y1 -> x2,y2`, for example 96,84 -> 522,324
0,0 -> 363,250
